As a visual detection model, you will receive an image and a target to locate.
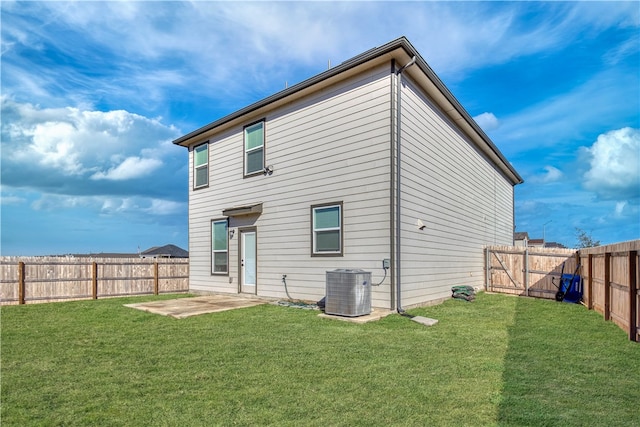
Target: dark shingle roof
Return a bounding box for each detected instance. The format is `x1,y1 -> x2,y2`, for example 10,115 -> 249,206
140,244 -> 188,258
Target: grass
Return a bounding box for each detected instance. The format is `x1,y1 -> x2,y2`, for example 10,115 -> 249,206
1,293 -> 639,426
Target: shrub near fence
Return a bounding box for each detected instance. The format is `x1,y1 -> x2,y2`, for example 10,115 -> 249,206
0,257 -> 189,305
486,239 -> 640,342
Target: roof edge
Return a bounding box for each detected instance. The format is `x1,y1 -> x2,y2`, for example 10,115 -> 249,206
173,37 -> 413,146
173,36 -> 523,184
404,40 -> 523,184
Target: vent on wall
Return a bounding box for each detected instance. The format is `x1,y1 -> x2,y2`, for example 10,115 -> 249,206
325,269 -> 372,317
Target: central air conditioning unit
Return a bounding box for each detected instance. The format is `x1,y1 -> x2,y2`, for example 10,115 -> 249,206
325,269 -> 372,317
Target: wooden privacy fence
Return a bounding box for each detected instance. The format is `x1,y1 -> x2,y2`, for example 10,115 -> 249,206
486,240 -> 640,342
0,257 -> 189,305
578,241 -> 639,343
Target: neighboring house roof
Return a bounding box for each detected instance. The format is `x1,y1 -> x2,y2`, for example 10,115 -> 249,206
514,232 -> 529,240
528,239 -> 545,246
140,244 -> 189,258
173,36 -> 523,186
544,242 -> 567,249
70,252 -> 138,258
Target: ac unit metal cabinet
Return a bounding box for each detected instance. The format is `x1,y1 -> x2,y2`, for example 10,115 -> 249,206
325,269 -> 372,317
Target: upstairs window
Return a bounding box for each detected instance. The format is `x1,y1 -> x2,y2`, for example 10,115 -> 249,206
244,121 -> 264,176
211,219 -> 228,274
311,202 -> 343,256
193,143 -> 209,189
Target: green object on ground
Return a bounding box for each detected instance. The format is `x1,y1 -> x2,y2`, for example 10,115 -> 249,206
451,285 -> 476,301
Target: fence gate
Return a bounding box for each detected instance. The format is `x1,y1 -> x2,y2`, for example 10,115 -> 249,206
485,246 -> 577,299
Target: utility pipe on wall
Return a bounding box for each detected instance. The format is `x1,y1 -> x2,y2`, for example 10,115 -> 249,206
395,56 -> 416,314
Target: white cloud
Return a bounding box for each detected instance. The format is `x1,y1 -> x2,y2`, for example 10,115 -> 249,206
0,2 -> 354,107
582,127 -> 640,200
1,97 -> 180,184
531,166 -> 563,184
30,121 -> 84,175
0,97 -> 186,221
91,157 -> 163,181
604,37 -> 640,66
614,201 -> 627,217
612,200 -> 639,224
99,196 -> 186,217
0,195 -> 26,205
473,112 -> 500,131
490,67 -> 639,156
32,194 -> 86,211
3,1 -> 637,112
542,166 -> 563,183
30,193 -> 186,218
404,2 -> 639,76
143,199 -> 184,216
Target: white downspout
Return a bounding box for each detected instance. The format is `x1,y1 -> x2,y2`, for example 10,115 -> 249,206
395,56 -> 416,313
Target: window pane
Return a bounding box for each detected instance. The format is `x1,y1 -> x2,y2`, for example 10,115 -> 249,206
245,123 -> 263,150
194,144 -> 208,166
212,221 -> 228,250
314,206 -> 339,229
195,166 -> 208,187
246,148 -> 263,174
213,252 -> 228,273
316,230 -> 340,252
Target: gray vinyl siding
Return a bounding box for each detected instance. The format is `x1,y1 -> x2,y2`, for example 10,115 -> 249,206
397,76 -> 515,307
187,64 -> 393,307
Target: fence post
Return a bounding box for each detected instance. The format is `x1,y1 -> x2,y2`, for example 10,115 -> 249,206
92,262 -> 98,300
484,247 -> 490,291
18,261 -> 25,305
524,247 -> 529,297
154,262 -> 159,295
587,253 -> 593,310
575,251 -> 581,276
604,252 -> 611,321
629,251 -> 638,342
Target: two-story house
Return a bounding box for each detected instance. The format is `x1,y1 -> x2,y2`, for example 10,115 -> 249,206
173,37 -> 523,311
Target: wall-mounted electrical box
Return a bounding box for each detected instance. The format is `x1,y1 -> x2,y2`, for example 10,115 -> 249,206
383,259 -> 390,270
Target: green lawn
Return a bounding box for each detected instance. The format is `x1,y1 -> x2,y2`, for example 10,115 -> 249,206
2,293 -> 638,426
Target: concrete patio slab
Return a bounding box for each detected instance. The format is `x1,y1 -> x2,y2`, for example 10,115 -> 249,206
318,308 -> 395,323
124,295 -> 266,319
410,316 -> 439,327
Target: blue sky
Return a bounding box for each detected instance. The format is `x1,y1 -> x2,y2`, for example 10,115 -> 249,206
1,1 -> 638,255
